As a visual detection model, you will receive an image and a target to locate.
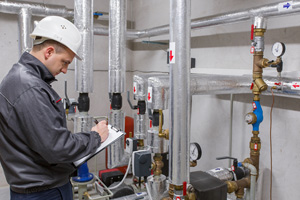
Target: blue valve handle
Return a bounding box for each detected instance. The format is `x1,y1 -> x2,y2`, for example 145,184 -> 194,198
252,101 -> 263,131
72,162 -> 94,182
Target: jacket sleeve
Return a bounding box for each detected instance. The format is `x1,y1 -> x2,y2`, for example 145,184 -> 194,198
14,86 -> 102,164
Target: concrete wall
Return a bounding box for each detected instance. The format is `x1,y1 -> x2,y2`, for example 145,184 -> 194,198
131,0 -> 300,200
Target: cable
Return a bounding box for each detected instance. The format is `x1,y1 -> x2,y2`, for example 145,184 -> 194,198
270,87 -> 275,200
108,156 -> 132,190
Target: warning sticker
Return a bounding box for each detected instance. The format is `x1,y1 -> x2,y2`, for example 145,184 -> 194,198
278,2 -> 293,12
169,42 -> 175,64
291,82 -> 300,90
147,87 -> 153,103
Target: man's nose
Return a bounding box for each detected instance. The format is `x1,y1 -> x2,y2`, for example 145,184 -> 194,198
61,68 -> 67,74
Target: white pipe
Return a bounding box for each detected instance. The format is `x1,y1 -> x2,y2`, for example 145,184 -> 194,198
0,0 -> 73,17
169,0 -> 191,189
243,163 -> 257,200
18,7 -> 32,56
74,0 -> 94,93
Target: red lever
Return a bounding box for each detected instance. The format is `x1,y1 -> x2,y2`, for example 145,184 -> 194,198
183,181 -> 187,196
251,24 -> 254,41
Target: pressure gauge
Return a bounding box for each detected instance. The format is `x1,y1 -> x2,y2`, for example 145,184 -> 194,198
190,142 -> 202,161
272,42 -> 286,57
245,112 -> 257,124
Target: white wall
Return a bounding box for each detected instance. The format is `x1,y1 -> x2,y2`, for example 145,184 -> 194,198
131,0 -> 300,200
0,0 -> 134,188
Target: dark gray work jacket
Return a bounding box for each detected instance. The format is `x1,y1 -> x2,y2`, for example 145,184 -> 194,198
0,52 -> 101,193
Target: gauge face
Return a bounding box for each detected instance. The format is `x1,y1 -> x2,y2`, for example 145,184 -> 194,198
272,42 -> 286,57
190,143 -> 202,161
245,113 -> 253,124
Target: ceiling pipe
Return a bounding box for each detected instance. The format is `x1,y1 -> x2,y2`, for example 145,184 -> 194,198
74,0 -> 94,93
94,1 -> 300,39
0,0 -> 73,17
169,1 -> 191,198
18,8 -> 32,56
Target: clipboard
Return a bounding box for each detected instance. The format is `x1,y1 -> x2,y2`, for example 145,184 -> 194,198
73,124 -> 125,167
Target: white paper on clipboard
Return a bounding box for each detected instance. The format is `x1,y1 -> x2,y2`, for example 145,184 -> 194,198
73,124 -> 125,167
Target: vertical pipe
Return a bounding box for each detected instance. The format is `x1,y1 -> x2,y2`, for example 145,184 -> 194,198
74,0 -> 94,93
229,94 -> 234,168
109,0 -> 126,93
18,8 -> 32,56
107,0 -> 127,168
169,0 -> 191,190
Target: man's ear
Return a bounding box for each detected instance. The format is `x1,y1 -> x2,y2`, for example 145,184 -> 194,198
44,46 -> 55,60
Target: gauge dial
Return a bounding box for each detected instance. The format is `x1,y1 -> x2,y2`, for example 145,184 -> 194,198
272,42 -> 286,57
190,142 -> 202,161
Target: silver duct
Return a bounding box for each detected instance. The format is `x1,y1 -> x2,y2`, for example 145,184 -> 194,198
18,8 -> 32,56
74,0 -> 94,93
109,0 -> 127,93
94,1 -> 300,39
107,0 -> 128,169
169,0 -> 191,191
0,1 -> 73,17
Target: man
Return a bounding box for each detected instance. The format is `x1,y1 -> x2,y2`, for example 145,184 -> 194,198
0,16 -> 109,200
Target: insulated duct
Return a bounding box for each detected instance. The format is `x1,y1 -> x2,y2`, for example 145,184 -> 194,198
18,8 -> 32,56
93,1 -> 300,39
74,0 -> 94,93
109,0 -> 126,93
169,0 -> 191,190
0,1 -> 73,17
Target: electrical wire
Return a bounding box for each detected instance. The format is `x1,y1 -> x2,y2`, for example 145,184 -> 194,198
270,87 -> 275,200
108,156 -> 132,190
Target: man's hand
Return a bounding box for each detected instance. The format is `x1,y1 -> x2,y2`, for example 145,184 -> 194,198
91,120 -> 109,143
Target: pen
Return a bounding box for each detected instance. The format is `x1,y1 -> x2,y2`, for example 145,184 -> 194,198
94,119 -> 99,124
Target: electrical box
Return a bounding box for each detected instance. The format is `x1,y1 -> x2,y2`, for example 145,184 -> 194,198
132,150 -> 151,177
190,171 -> 227,200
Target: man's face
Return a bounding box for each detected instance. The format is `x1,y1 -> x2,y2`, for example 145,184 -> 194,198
45,47 -> 75,77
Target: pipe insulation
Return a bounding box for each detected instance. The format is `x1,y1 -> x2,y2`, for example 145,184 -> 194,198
147,74 -> 300,110
74,0 -> 94,93
94,1 -> 300,39
0,1 -> 73,17
18,8 -> 32,56
169,0 -> 191,188
109,0 -> 127,93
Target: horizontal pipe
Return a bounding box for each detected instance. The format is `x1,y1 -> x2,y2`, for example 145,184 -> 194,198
94,1 -> 300,39
0,1 -> 73,17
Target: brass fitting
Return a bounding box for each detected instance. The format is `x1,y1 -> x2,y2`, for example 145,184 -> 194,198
190,160 -> 197,167
159,109 -> 163,133
152,153 -> 164,176
226,181 -> 238,193
187,185 -> 196,200
137,139 -> 144,147
256,58 -> 270,68
254,78 -> 268,92
254,28 -> 266,37
159,129 -> 169,140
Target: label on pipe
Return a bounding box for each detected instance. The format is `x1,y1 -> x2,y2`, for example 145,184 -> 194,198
133,82 -> 137,94
169,42 -> 175,64
278,2 -> 293,12
291,82 -> 300,90
147,87 -> 153,103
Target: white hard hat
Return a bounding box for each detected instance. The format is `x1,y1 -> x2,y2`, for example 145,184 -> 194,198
30,16 -> 82,60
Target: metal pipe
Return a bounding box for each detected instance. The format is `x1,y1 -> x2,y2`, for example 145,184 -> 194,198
109,0 -> 127,93
0,1 -> 73,17
229,94 -> 234,168
74,0 -> 94,93
169,0 -> 191,192
243,163 -> 257,200
94,1 -> 300,39
18,8 -> 32,56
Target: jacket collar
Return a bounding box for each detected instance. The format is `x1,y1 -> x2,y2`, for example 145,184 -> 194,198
18,52 -> 57,84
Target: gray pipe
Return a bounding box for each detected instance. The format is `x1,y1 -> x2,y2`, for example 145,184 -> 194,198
0,1 -> 73,17
18,8 -> 32,56
109,0 -> 127,93
169,0 -> 191,191
74,0 -> 94,93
